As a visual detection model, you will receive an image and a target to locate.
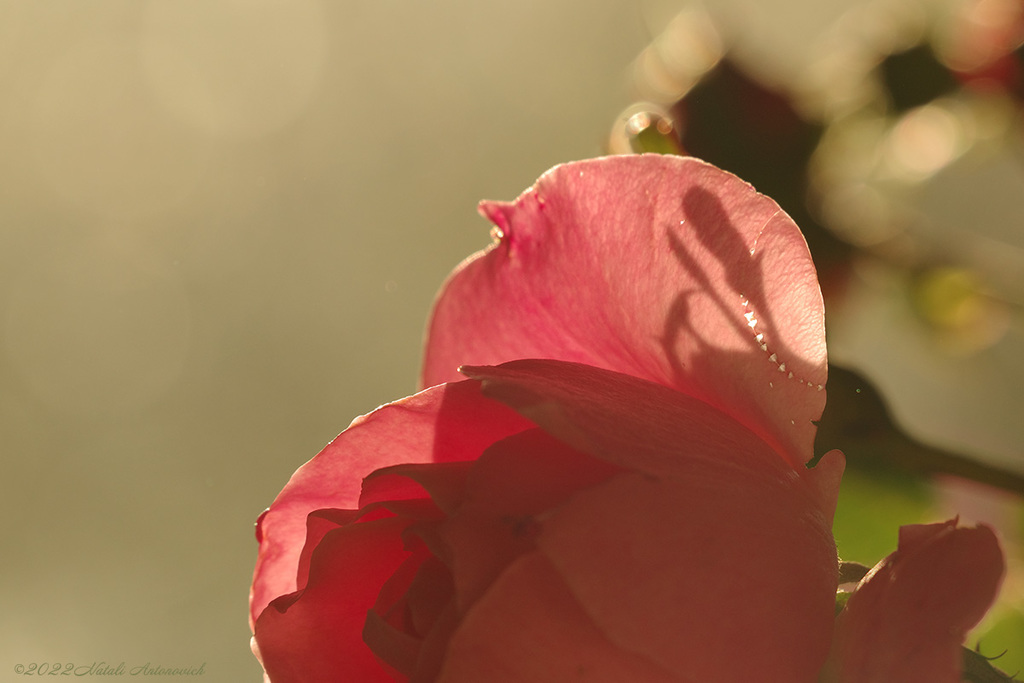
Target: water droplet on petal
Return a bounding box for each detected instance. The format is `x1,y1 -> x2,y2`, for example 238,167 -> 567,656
490,225 -> 505,242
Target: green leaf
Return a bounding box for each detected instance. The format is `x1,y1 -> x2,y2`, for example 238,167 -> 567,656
970,607 -> 1024,681
832,466 -> 933,566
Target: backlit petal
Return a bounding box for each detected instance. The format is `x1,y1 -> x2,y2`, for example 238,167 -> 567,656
254,516 -> 413,683
250,379 -> 532,626
424,155 -> 826,463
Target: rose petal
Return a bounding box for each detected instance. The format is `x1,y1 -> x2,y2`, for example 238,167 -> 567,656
360,461 -> 474,513
295,509 -> 359,594
459,359 -> 840,681
250,379 -> 533,626
825,519 -> 1005,683
462,359 -> 807,473
364,551 -> 455,677
537,469 -> 837,682
438,427 -> 623,613
438,552 -> 686,683
254,516 -> 415,683
424,154 -> 827,463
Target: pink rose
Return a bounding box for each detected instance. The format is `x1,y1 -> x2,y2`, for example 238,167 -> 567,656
823,519 -> 1005,683
249,155 -> 1004,681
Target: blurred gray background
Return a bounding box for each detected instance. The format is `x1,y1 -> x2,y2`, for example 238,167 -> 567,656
2,0 -> 1019,679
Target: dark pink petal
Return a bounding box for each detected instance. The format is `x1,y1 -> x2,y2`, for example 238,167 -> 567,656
397,554 -> 454,641
254,516 -> 415,683
438,552 -> 686,682
294,509 -> 359,594
438,427 -> 623,613
361,547 -> 434,676
424,155 -> 827,463
364,549 -> 454,677
360,461 -> 474,513
250,379 -> 533,626
825,520 -> 1005,683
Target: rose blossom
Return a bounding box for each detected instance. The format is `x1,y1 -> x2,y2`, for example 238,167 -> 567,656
250,155 -> 1004,682
823,519 -> 1004,682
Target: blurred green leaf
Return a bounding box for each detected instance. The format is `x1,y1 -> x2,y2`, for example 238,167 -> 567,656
832,466 -> 933,566
970,608 -> 1024,681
